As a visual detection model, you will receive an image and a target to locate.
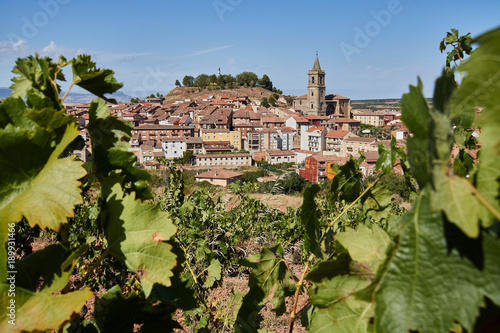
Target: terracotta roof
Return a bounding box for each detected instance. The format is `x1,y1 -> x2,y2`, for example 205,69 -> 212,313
306,126 -> 326,133
194,153 -> 251,158
345,137 -> 377,143
295,149 -> 314,154
326,130 -> 350,138
279,127 -> 296,133
196,169 -> 243,179
267,150 -> 295,156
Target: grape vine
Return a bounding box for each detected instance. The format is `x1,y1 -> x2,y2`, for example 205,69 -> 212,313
1,26 -> 499,333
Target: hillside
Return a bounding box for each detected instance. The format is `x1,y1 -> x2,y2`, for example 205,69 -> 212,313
163,86 -> 277,104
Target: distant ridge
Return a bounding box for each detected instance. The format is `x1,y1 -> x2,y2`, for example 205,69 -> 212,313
0,88 -> 131,104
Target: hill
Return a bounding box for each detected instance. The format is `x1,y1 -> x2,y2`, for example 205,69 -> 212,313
164,86 -> 277,104
0,88 -> 130,104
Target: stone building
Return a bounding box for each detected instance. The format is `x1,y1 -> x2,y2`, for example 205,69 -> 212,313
293,55 -> 351,118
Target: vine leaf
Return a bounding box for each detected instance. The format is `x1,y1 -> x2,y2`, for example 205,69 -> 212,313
400,79 -> 432,188
0,243 -> 92,332
105,183 -> 177,297
451,27 -> 500,225
203,258 -> 222,288
71,55 -> 123,103
375,188 -> 500,332
433,175 -> 487,238
0,122 -> 86,230
328,155 -> 365,204
10,55 -> 64,107
336,224 -> 391,273
87,98 -> 150,200
301,184 -> 322,258
0,285 -> 92,333
306,225 -> 390,333
234,244 -> 295,332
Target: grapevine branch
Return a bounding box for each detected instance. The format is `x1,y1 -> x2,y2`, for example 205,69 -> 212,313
288,173 -> 383,332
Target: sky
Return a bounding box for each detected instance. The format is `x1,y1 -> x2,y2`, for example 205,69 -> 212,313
0,0 -> 499,100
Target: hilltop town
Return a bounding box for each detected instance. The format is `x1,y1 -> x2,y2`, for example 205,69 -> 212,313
68,56 -> 409,183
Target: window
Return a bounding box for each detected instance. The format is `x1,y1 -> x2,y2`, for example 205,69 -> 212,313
312,77 -> 315,83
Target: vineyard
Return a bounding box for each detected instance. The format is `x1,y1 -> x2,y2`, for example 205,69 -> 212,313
1,26 -> 500,332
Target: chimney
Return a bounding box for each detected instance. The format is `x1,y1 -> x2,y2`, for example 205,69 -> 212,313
214,170 -> 217,176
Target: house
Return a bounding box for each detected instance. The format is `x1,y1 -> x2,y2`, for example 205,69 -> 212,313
139,144 -> 155,164
277,127 -> 296,151
161,137 -> 187,159
200,129 -> 242,151
186,137 -> 203,154
352,110 -> 385,127
266,150 -> 296,165
301,126 -> 328,152
325,130 -> 357,154
334,118 -> 361,133
341,137 -> 378,157
195,169 -> 243,187
294,149 -> 314,166
193,153 -> 252,167
299,155 -> 349,183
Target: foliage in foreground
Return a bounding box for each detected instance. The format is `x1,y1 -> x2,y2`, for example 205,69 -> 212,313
0,26 -> 499,333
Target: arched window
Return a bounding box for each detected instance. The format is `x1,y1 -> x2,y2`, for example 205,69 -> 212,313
311,103 -> 314,109
311,77 -> 315,83
311,91 -> 314,97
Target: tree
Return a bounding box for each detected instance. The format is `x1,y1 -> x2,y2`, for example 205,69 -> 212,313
209,74 -> 217,85
261,97 -> 270,108
268,96 -> 276,107
258,74 -> 273,91
182,75 -> 195,87
194,74 -> 210,88
175,79 -> 181,87
130,97 -> 140,103
236,72 -> 258,86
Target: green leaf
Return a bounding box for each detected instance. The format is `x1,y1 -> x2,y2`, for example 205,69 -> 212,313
10,56 -> 64,108
451,26 -> 500,226
433,175 -> 487,238
87,99 -> 150,200
105,183 -> 177,297
234,244 -> 295,332
204,258 -> 222,288
71,55 -> 123,103
400,79 -> 432,188
15,243 -> 88,294
301,184 -> 322,258
0,285 -> 92,332
375,188 -> 500,332
336,224 -> 391,273
0,122 -> 86,229
0,243 -> 91,333
308,299 -> 374,333
360,181 -> 394,220
328,155 -> 365,204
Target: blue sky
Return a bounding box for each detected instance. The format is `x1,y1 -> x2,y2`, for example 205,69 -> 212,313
0,0 -> 499,100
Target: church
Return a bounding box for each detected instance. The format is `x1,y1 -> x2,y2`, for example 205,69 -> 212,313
292,55 -> 351,118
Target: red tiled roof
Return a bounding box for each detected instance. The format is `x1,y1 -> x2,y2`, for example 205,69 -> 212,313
326,130 -> 349,138
306,126 -> 326,133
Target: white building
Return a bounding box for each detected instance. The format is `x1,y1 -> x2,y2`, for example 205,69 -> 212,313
300,126 -> 328,152
161,138 -> 187,159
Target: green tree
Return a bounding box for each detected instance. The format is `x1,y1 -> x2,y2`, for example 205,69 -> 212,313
258,74 -> 273,91
182,75 -> 195,87
194,74 -> 210,88
236,72 -> 258,86
261,97 -> 270,108
175,79 -> 181,87
268,96 -> 276,106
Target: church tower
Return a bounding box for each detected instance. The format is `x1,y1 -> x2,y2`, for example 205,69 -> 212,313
307,55 -> 326,116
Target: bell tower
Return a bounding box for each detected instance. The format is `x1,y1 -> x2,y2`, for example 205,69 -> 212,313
307,53 -> 326,116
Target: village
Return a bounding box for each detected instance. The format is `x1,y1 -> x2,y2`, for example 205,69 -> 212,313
68,56 -> 410,184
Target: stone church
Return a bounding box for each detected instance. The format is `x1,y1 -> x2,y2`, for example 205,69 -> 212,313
293,56 -> 351,118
